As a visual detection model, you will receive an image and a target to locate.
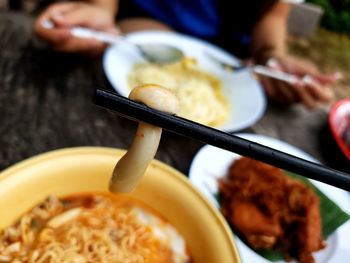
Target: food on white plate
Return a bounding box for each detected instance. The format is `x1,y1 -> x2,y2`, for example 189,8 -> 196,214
128,57 -> 229,127
219,157 -> 325,263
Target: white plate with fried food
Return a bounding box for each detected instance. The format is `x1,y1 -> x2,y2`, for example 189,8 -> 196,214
189,133 -> 350,263
103,31 -> 266,132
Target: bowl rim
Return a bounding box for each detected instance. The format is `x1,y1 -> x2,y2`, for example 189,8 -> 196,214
329,98 -> 350,160
0,146 -> 241,262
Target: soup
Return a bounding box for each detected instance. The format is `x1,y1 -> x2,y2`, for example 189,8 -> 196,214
0,193 -> 191,263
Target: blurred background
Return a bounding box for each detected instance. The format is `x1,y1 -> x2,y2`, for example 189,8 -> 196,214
1,0 -> 349,173
287,0 -> 350,102
1,0 -> 349,101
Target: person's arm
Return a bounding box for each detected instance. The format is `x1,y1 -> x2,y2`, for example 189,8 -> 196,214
251,2 -> 290,64
249,2 -> 339,109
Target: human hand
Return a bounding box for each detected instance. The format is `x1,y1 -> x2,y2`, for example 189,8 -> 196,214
257,54 -> 341,110
34,2 -> 119,55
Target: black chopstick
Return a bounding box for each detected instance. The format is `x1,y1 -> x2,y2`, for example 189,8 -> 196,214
93,89 -> 350,192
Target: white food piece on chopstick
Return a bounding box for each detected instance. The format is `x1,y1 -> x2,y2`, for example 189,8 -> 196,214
109,84 -> 179,193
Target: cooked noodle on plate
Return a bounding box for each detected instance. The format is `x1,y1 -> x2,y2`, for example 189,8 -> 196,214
128,57 -> 229,127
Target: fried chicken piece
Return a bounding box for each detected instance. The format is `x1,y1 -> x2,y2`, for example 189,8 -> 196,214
287,180 -> 325,263
230,200 -> 281,248
219,157 -> 325,263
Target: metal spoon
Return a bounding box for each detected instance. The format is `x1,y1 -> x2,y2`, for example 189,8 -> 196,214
42,20 -> 184,64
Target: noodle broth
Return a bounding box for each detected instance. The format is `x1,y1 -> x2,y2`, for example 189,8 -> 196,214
0,193 -> 191,263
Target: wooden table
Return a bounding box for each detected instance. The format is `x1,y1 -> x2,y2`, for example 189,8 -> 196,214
1,11 -> 347,177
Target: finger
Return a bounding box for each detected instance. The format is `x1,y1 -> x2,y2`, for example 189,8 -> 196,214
260,71 -> 298,103
34,3 -> 77,43
51,2 -> 77,13
270,56 -> 319,77
260,76 -> 296,105
302,79 -> 334,104
292,62 -> 318,76
274,80 -> 298,104
50,3 -> 105,29
266,58 -> 283,70
105,26 -> 121,35
34,20 -> 71,44
37,2 -> 77,25
52,38 -> 107,55
309,72 -> 342,85
51,9 -> 88,28
293,82 -> 318,110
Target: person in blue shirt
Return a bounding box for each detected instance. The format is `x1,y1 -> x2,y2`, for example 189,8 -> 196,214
34,0 -> 340,109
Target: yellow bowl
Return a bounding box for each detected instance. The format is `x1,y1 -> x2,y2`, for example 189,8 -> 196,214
0,147 -> 240,263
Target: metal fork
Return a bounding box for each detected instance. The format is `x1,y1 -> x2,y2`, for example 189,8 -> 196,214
205,51 -> 299,84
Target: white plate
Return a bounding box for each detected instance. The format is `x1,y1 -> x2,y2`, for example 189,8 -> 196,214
189,133 -> 350,263
103,31 -> 266,132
